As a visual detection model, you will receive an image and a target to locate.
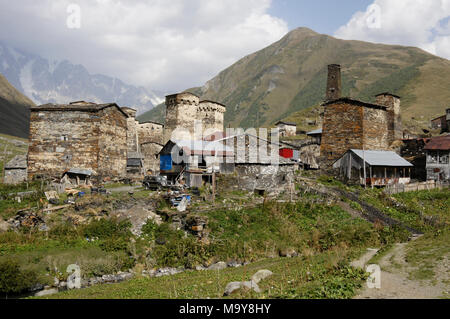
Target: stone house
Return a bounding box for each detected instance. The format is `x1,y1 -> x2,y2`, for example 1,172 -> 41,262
4,155 -> 27,184
28,101 -> 129,181
424,135 -> 450,181
275,121 -> 297,137
320,65 -> 402,168
431,115 -> 447,131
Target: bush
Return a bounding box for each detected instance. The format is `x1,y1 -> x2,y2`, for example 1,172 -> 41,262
0,259 -> 38,296
82,218 -> 132,240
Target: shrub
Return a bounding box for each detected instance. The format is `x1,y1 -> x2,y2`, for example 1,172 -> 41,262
0,259 -> 38,296
82,218 -> 132,240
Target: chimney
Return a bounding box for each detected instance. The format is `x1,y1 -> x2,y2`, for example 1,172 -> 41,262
326,64 -> 342,101
375,93 -> 402,144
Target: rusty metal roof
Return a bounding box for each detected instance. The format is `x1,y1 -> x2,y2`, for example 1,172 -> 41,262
424,135 -> 450,151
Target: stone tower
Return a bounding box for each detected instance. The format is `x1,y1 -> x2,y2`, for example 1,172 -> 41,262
375,93 -> 402,145
326,64 -> 342,101
164,92 -> 200,142
197,100 -> 226,138
122,107 -> 139,153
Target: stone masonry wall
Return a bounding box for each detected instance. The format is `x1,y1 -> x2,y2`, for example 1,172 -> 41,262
197,101 -> 225,138
164,93 -> 199,142
320,102 -> 364,167
138,122 -> 164,145
28,111 -> 100,179
140,142 -> 163,175
363,107 -> 389,150
97,107 -> 128,178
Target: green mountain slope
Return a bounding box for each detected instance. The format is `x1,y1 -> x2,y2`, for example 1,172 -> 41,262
138,27 -> 450,129
0,73 -> 35,138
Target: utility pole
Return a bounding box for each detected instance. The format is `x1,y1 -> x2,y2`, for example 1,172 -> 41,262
362,147 -> 367,189
212,169 -> 216,202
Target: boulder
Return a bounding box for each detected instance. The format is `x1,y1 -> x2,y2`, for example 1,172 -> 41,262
251,270 -> 273,284
223,281 -> 261,296
208,262 -> 227,271
279,248 -> 298,258
35,288 -> 59,297
0,219 -> 10,233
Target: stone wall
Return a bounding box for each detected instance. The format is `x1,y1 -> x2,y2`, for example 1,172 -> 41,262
164,93 -> 226,142
363,107 -> 389,150
164,93 -> 199,142
4,168 -> 27,184
320,102 -> 364,167
28,106 -> 127,180
97,107 -> 128,178
28,110 -> 101,179
141,142 -> 163,175
138,122 -> 164,145
376,94 -> 402,144
197,101 -> 225,138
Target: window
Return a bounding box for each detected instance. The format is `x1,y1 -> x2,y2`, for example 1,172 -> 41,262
60,135 -> 68,141
427,151 -> 438,163
439,152 -> 449,164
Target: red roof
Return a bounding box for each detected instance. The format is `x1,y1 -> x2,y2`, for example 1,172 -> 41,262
424,135 -> 450,151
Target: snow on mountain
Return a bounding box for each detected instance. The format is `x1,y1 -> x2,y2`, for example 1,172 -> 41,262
0,42 -> 163,115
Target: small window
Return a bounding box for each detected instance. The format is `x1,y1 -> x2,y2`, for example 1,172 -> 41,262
60,135 -> 68,141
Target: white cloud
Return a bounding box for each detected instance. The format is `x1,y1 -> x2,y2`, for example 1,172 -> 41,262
0,0 -> 288,91
335,0 -> 450,60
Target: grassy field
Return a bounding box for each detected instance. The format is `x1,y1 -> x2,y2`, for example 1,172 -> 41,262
39,252 -> 368,299
1,173 -> 447,299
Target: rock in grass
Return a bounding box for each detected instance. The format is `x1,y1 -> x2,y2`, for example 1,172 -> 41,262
35,288 -> 59,297
208,262 -> 227,271
251,270 -> 273,284
223,281 -> 261,296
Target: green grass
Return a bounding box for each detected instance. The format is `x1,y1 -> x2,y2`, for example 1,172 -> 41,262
35,251 -> 368,299
405,229 -> 450,281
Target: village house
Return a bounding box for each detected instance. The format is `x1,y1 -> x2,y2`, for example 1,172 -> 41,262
333,149 -> 413,186
306,128 -> 322,145
275,121 -> 297,137
28,101 -> 129,181
159,139 -> 234,187
320,64 -> 403,168
424,135 -> 450,182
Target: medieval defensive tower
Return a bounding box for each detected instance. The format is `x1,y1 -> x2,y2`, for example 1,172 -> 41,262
326,64 -> 342,101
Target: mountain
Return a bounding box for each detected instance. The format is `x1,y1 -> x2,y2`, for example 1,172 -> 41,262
0,72 -> 34,138
138,27 -> 450,129
0,42 -> 164,115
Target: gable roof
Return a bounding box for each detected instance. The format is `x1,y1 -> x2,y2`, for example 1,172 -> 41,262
307,128 -> 322,136
349,149 -> 413,167
322,97 -> 387,110
275,121 -> 297,127
424,135 -> 450,151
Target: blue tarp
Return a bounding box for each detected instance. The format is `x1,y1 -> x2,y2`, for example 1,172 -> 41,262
160,155 -> 173,171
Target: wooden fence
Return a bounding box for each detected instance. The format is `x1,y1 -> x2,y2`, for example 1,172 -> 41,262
385,180 -> 449,195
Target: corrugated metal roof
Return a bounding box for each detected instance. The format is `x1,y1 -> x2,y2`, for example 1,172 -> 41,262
307,128 -> 322,136
350,150 -> 413,167
172,140 -> 234,156
424,135 -> 450,151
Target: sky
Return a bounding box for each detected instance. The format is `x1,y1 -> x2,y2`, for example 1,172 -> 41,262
0,0 -> 448,93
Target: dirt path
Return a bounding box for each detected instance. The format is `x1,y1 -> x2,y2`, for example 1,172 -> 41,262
353,240 -> 449,299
